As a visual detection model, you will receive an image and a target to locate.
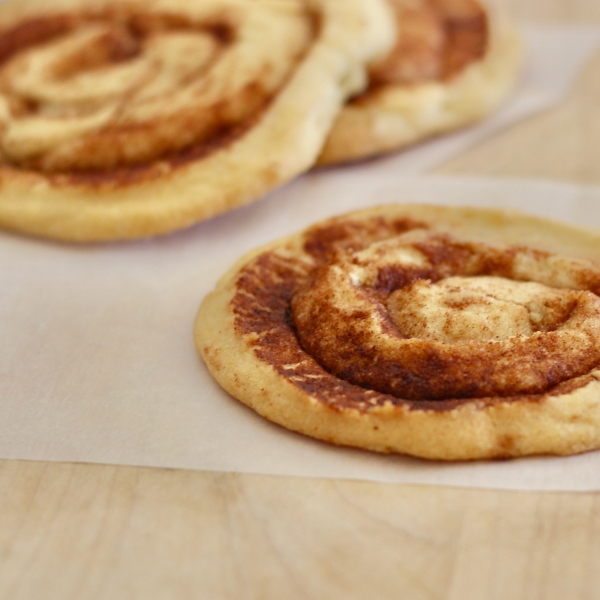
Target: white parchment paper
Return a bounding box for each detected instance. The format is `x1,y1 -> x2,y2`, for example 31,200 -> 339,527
2,26 -> 600,491
4,174 -> 600,491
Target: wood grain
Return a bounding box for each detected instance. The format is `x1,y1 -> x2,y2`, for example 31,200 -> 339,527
2,1 -> 600,599
1,460 -> 600,600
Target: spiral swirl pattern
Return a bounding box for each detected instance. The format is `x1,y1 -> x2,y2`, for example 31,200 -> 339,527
368,0 -> 488,88
292,229 -> 600,400
0,0 -> 396,240
0,1 -> 313,172
317,0 -> 521,166
197,206 -> 600,459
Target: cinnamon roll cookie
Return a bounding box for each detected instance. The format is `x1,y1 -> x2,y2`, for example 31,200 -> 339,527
317,0 -> 522,166
196,205 -> 600,460
0,0 -> 394,241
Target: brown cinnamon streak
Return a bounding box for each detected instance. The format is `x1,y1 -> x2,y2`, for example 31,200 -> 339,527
0,7 -> 310,186
231,249 -> 593,413
231,218 -> 600,412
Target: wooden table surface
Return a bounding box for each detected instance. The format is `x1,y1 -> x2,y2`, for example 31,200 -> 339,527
3,2 -> 600,599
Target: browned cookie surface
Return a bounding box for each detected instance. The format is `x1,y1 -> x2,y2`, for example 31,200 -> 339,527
318,0 -> 521,166
196,205 -> 600,460
0,5 -> 312,180
0,0 -> 395,240
368,0 -> 487,89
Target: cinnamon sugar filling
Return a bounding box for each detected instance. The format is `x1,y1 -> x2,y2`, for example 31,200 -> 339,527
364,0 -> 487,95
232,219 -> 600,410
0,3 -> 315,180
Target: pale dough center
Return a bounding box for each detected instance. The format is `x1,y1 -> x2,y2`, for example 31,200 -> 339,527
387,275 -> 575,343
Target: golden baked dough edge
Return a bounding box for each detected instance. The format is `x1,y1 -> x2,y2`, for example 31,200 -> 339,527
317,3 -> 522,166
195,205 -> 600,460
0,0 -> 395,241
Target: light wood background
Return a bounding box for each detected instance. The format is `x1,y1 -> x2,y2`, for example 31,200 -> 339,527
3,1 -> 600,599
